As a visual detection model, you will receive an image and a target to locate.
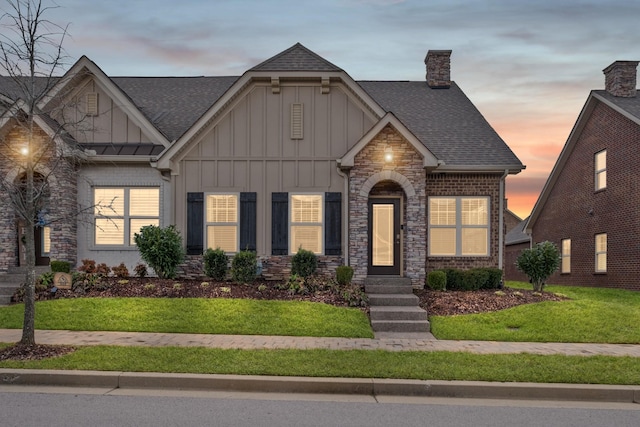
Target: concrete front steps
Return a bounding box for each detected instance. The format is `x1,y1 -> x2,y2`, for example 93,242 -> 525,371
365,276 -> 430,335
0,266 -> 50,306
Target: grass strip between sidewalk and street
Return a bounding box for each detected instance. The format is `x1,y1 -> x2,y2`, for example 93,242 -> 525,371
0,344 -> 638,385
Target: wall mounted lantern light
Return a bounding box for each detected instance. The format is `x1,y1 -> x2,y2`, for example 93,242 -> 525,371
384,145 -> 393,163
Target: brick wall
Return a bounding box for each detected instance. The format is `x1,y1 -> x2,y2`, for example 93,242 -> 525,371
425,173 -> 503,272
504,241 -> 530,282
532,101 -> 640,291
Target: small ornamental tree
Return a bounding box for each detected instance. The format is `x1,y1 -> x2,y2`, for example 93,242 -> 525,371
516,241 -> 560,292
134,225 -> 185,279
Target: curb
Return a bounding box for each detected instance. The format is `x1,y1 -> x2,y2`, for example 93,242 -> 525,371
1,369 -> 639,403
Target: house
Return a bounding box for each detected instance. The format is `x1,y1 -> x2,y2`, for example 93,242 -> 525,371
526,60 -> 640,291
0,43 -> 523,287
504,217 -> 531,282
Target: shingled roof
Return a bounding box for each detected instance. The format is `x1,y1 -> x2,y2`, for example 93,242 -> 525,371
112,76 -> 238,141
358,81 -> 521,167
0,44 -> 523,169
593,89 -> 640,121
250,43 -> 342,72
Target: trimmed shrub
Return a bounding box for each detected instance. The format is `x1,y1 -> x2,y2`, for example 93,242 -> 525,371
204,248 -> 228,281
134,225 -> 185,279
442,268 -> 464,290
336,265 -> 354,286
50,260 -> 70,273
111,263 -> 129,278
134,263 -> 148,278
231,250 -> 257,284
426,270 -> 446,291
484,268 -> 503,289
291,248 -> 318,278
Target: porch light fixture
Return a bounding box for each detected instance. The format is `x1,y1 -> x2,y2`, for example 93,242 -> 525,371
20,147 -> 29,156
384,146 -> 393,163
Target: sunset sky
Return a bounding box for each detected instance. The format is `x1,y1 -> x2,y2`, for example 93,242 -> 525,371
32,0 -> 640,218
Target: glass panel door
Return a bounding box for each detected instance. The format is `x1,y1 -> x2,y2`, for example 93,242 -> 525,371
368,198 -> 401,275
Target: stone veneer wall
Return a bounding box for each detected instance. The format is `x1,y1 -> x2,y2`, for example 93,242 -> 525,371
425,173 -> 503,271
0,125 -> 78,270
178,254 -> 343,281
348,124 -> 427,288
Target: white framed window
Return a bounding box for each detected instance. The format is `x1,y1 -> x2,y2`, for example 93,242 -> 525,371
429,196 -> 490,256
94,187 -> 160,246
595,150 -> 606,191
290,194 -> 323,254
595,233 -> 607,273
561,238 -> 571,273
206,194 -> 238,253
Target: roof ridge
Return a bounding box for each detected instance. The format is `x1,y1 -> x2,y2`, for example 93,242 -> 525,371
249,42 -> 342,72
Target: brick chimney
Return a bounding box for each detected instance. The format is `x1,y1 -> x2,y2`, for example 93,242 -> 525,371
425,50 -> 451,89
603,60 -> 638,97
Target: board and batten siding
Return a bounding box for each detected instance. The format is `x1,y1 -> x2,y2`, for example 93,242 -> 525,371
174,82 -> 377,256
60,77 -> 150,144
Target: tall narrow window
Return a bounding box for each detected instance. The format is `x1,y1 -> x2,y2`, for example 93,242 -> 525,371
290,194 -> 322,254
561,239 -> 571,273
42,226 -> 51,256
206,194 -> 238,253
429,197 -> 489,256
595,233 -> 607,273
595,150 -> 606,191
94,187 -> 159,246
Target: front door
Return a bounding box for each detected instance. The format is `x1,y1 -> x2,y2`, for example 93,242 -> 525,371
368,198 -> 401,275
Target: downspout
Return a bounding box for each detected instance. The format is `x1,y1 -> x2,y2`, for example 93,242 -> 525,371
336,166 -> 349,266
498,169 -> 509,270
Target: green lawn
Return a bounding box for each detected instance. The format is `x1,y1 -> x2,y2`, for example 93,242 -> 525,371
0,344 -> 638,385
0,298 -> 373,338
430,282 -> 640,343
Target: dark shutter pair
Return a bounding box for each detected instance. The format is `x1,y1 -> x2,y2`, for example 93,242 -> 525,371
186,192 -> 256,255
271,192 -> 342,256
187,191 -> 341,256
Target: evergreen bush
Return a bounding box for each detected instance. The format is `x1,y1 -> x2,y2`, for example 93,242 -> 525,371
426,270 -> 447,291
50,260 -> 70,273
335,265 -> 354,286
291,248 -> 318,278
134,225 -> 185,279
231,250 -> 257,284
203,248 -> 228,281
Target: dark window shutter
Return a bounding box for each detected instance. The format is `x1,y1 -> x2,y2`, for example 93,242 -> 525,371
271,192 -> 288,255
186,192 -> 204,255
324,192 -> 342,256
239,192 -> 257,252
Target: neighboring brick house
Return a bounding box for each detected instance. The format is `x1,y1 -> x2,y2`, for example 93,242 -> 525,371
526,60 -> 640,291
504,217 -> 531,282
0,43 -> 523,286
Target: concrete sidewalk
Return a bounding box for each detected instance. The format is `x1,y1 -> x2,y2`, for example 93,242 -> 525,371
1,329 -> 640,357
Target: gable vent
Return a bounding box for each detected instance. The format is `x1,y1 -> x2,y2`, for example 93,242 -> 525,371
291,103 -> 303,140
86,92 -> 99,116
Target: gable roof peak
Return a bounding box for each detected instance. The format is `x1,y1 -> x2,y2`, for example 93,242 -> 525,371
249,43 -> 342,72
